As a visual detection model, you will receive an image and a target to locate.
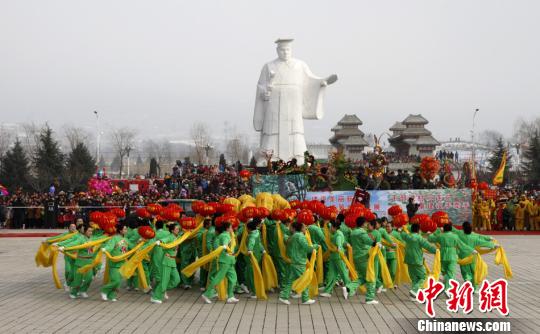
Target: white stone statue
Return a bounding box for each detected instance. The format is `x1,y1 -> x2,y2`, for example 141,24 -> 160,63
253,38 -> 337,166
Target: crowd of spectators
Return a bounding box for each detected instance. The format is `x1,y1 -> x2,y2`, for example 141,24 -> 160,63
0,163 -> 251,229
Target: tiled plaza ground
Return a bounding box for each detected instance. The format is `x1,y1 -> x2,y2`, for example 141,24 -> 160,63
0,235 -> 538,333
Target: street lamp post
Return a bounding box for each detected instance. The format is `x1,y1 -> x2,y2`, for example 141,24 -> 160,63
94,111 -> 100,163
471,108 -> 479,169
126,146 -> 132,179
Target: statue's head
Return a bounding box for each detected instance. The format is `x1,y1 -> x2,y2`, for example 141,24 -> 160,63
275,38 -> 293,61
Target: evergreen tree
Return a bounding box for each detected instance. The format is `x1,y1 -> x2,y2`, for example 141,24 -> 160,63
0,139 -> 31,191
34,125 -> 64,191
249,156 -> 257,168
65,142 -> 96,191
487,138 -> 512,185
522,131 -> 540,186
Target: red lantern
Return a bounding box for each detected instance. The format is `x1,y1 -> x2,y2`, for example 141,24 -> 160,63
241,206 -> 258,219
289,200 -> 301,210
349,204 -> 366,217
138,226 -> 156,239
136,208 -> 151,219
308,200 -> 325,216
344,214 -> 359,229
431,211 -> 450,227
218,203 -> 235,214
256,207 -> 270,219
225,214 -> 240,230
89,211 -> 104,226
297,209 -> 314,225
271,209 -> 286,221
321,206 -> 338,221
412,214 -> 436,233
478,181 -> 489,191
166,203 -> 182,211
162,207 -> 181,222
191,201 -> 205,214
392,213 -> 409,228
200,204 -> 217,217
109,207 -> 125,219
364,210 -> 376,222
239,170 -> 251,181
180,217 -> 197,230
146,203 -> 163,216
387,205 -> 402,217
300,201 -> 310,210
283,209 -> 297,221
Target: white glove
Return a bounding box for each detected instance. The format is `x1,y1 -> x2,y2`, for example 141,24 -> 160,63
222,245 -> 227,250
247,251 -> 253,255
377,242 -> 383,248
472,249 -> 478,254
397,228 -> 402,232
58,246 -> 65,252
262,249 -> 266,254
52,242 -> 58,246
155,240 -> 161,246
101,248 -> 106,252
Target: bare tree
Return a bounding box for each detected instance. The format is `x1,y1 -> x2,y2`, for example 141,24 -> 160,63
478,130 -> 504,148
190,122 -> 213,164
20,122 -> 42,159
513,117 -> 540,145
226,134 -> 249,164
0,125 -> 14,159
63,125 -> 91,151
142,139 -> 173,176
109,128 -> 137,179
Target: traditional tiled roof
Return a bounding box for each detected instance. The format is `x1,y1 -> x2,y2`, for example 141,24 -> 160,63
415,135 -> 440,146
402,127 -> 432,136
337,114 -> 363,126
331,125 -> 342,132
390,122 -> 406,131
334,127 -> 364,137
340,135 -> 369,146
402,114 -> 428,125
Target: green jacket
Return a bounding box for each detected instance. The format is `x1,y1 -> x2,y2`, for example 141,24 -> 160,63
401,232 -> 436,265
452,229 -> 495,258
126,228 -> 141,249
264,219 -> 278,256
214,232 -> 236,265
307,224 -> 327,252
349,227 -> 373,261
428,230 -> 473,262
286,232 -> 313,266
103,234 -> 129,268
59,234 -> 101,267
206,226 -> 216,252
160,233 -> 179,267
339,224 -> 351,245
247,229 -> 264,261
328,229 -> 346,260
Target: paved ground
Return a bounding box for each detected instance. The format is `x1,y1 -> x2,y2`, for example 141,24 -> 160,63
0,236 -> 538,333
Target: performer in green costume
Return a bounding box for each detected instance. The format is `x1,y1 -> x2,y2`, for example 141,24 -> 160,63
320,220 -> 357,299
278,222 -> 316,305
202,221 -> 239,304
349,217 -> 379,304
151,223 -> 181,304
400,223 -> 437,299
49,222 -> 78,291
246,218 -> 264,298
100,223 -> 129,301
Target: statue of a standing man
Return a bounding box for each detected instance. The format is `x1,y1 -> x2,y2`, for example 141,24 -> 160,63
253,38 -> 337,166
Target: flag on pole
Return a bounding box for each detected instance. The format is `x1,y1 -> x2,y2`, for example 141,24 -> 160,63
492,151 -> 507,185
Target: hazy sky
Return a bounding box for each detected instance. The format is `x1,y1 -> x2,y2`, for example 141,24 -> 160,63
1,0 -> 539,146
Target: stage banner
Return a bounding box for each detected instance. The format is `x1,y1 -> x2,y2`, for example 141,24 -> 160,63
305,189 -> 472,225
251,174 -> 309,201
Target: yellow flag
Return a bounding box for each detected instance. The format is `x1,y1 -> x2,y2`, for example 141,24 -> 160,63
492,151 -> 507,185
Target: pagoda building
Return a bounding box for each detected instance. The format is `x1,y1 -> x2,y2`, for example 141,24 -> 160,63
388,114 -> 440,157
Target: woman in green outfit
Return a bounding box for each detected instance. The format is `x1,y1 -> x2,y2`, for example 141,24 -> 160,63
201,221 -> 239,304
151,223 -> 181,304
246,218 -> 264,299
100,223 -> 129,302
57,224 -> 96,299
